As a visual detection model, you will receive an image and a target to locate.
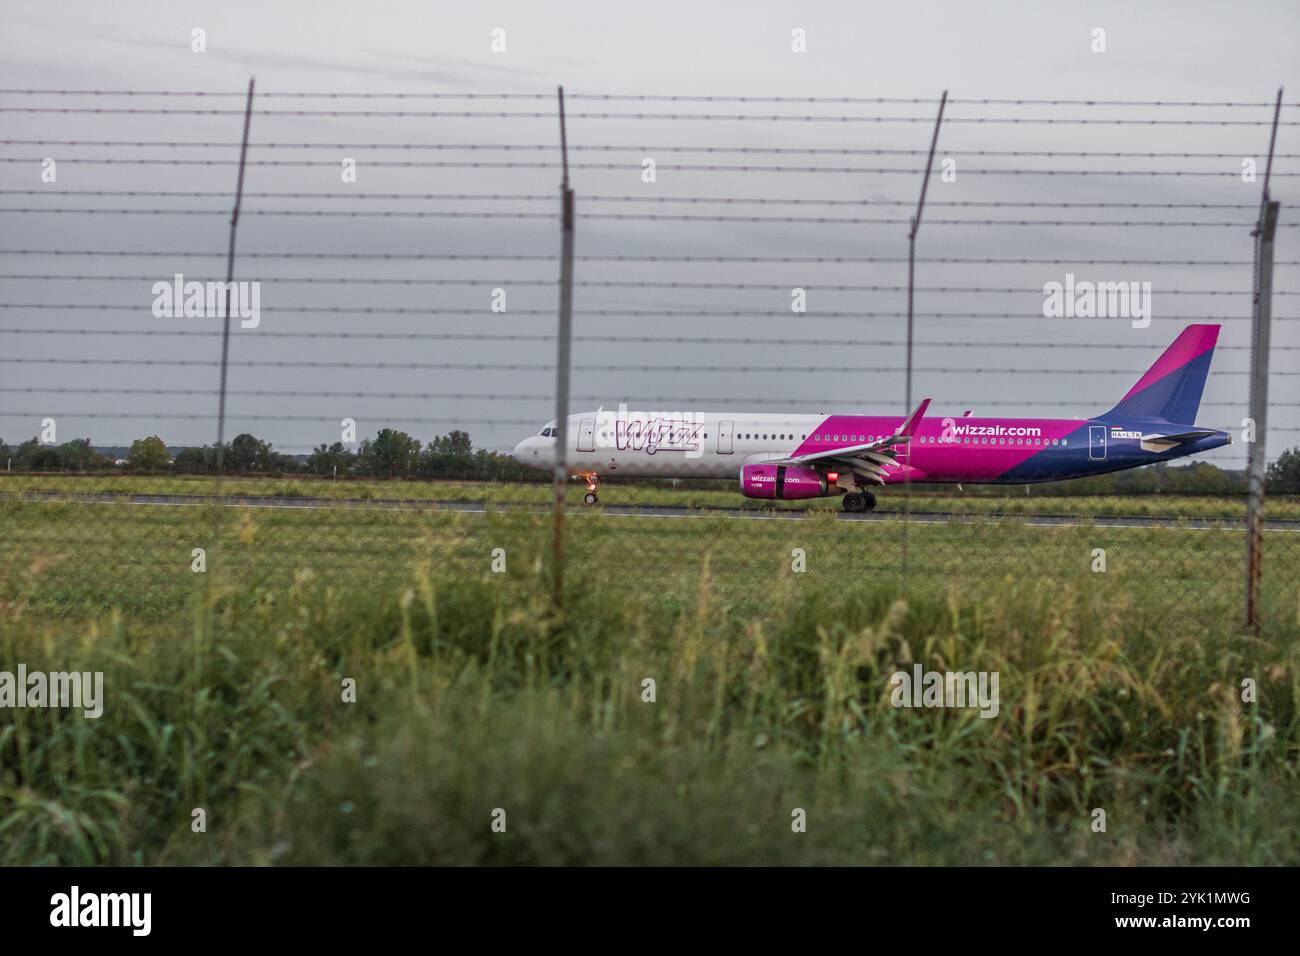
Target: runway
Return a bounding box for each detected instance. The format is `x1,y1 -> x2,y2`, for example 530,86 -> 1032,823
9,489 -> 1297,532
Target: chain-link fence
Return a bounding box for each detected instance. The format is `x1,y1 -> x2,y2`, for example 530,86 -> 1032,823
2,86 -> 1297,866
2,88 -> 1295,627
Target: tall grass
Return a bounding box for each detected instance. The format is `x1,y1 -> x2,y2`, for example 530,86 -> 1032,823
2,507 -> 1297,865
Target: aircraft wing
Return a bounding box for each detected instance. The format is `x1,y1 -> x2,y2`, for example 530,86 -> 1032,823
769,399 -> 930,483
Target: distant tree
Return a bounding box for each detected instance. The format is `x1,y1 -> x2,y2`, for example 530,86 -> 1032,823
11,436 -> 109,471
472,446 -> 540,482
1037,459 -> 1245,497
421,430 -> 475,479
173,446 -> 211,474
225,433 -> 268,472
1267,447 -> 1300,494
357,429 -> 420,477
127,435 -> 172,472
304,441 -> 356,477
15,439 -> 41,470
58,438 -> 109,471
1159,460 -> 1237,495
269,451 -> 300,473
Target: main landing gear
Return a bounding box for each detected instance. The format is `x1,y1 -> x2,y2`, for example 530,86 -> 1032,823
581,474 -> 600,505
841,490 -> 877,513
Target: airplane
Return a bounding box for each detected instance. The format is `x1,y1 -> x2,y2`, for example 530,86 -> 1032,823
510,324 -> 1232,512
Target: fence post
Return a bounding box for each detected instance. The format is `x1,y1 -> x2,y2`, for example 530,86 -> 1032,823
214,77 -> 256,483
1246,199 -> 1279,630
901,90 -> 947,579
552,86 -> 576,607
1245,87 -> 1283,632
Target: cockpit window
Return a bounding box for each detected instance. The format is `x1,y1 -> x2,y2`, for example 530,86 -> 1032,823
539,427 -> 552,437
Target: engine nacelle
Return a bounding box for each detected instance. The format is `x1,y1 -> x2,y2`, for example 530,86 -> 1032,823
739,463 -> 839,500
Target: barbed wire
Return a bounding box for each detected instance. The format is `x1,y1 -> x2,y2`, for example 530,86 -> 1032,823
3,157 -> 1293,176
0,189 -> 1270,210
3,385 -> 1296,408
4,274 -> 1289,294
0,410 -> 533,425
2,356 -> 1284,375
1,208 -> 1286,225
4,304 -> 1291,321
1,250 -> 1290,266
2,90 -> 1294,107
2,105 -> 1295,125
8,328 -> 1296,350
4,139 -> 1296,161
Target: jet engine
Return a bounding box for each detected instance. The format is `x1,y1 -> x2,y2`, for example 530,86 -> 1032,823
739,463 -> 840,500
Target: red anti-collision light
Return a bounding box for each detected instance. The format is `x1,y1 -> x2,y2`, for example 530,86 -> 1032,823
827,471 -> 839,482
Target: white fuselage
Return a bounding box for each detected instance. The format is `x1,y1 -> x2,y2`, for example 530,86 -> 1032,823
510,409 -> 909,480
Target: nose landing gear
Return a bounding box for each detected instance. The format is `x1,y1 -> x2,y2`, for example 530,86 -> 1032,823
841,490 -> 877,513
581,473 -> 600,505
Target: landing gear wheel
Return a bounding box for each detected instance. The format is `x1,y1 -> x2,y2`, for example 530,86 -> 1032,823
842,492 -> 866,513
862,491 -> 877,512
583,492 -> 599,505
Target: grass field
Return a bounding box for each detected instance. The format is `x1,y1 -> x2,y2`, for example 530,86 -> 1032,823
2,477 -> 1298,865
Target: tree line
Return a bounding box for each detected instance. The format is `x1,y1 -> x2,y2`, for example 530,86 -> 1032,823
0,429 -> 542,482
3,431 -> 1299,493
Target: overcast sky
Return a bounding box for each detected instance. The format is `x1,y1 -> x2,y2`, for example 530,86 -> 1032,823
1,0 -> 1296,461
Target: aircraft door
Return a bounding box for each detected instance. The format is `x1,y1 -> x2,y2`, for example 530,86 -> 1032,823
577,418 -> 596,452
1089,425 -> 1107,461
717,419 -> 734,454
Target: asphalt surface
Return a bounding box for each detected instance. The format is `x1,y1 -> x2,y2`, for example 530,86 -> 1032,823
9,489 -> 1297,531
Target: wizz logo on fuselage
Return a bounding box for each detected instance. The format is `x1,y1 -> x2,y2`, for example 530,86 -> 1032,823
616,418 -> 703,454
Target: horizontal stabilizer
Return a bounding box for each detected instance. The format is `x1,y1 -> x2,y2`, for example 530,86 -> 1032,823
1140,429 -> 1217,453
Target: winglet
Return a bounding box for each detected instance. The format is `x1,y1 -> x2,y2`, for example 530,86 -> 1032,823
894,398 -> 930,439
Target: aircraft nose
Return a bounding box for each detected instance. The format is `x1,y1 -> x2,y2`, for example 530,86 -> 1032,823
512,437 -> 552,465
